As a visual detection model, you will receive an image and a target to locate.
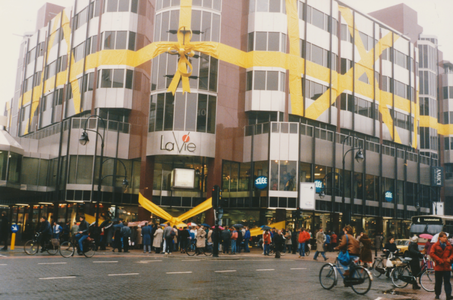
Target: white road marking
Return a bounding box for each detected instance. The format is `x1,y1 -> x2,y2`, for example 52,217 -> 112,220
138,260 -> 162,263
93,261 -> 118,264
166,271 -> 193,274
181,259 -> 201,262
215,270 -> 237,273
39,276 -> 76,280
290,268 -> 307,270
38,262 -> 67,265
0,264 -> 7,266
108,273 -> 139,276
256,269 -> 275,271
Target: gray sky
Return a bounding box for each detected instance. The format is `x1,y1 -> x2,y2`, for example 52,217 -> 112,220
0,0 -> 452,113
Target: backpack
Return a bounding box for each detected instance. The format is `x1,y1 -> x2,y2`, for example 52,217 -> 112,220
170,229 -> 176,237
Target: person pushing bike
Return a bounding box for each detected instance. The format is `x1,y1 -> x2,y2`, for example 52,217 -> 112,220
38,216 -> 52,253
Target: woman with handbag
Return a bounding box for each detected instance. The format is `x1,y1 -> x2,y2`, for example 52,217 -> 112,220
334,225 -> 360,277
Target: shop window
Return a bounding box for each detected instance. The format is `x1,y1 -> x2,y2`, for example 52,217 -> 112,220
7,153 -> 22,184
0,151 -> 8,180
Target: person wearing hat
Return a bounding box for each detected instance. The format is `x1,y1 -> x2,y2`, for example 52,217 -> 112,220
408,235 -> 423,290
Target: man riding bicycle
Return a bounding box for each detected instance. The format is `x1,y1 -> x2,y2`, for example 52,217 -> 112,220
38,216 -> 52,253
75,216 -> 90,255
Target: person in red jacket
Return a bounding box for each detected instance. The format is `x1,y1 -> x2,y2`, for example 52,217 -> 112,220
430,232 -> 453,300
298,227 -> 310,258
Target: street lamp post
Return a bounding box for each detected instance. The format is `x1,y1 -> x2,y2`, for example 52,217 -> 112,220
79,115 -> 105,227
341,134 -> 364,226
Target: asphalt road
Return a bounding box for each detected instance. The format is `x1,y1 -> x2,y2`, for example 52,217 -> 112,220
0,250 -> 439,300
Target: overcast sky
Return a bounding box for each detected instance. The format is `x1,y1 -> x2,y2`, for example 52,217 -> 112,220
0,0 -> 452,113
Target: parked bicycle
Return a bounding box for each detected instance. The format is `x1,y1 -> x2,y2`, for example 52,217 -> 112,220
186,240 -> 213,256
319,256 -> 373,295
59,235 -> 96,258
370,250 -> 399,278
390,255 -> 435,292
24,232 -> 59,255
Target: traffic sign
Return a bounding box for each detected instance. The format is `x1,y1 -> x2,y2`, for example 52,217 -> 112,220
11,225 -> 19,233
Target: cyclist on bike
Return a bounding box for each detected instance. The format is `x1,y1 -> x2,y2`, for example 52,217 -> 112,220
38,216 -> 52,253
75,216 -> 90,255
334,225 -> 360,277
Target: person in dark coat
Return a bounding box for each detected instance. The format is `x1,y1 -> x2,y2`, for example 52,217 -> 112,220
273,230 -> 285,258
179,227 -> 190,253
142,222 -> 152,253
384,237 -> 398,258
407,235 -> 423,290
112,220 -> 124,252
0,211 -> 10,250
221,228 -> 231,254
430,232 -> 453,299
99,219 -> 112,250
359,233 -> 372,268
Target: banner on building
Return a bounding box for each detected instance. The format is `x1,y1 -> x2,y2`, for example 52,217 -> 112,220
300,182 -> 316,210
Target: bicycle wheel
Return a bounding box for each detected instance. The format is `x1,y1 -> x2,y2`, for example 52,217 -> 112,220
390,266 -> 410,288
371,259 -> 384,278
319,263 -> 337,290
419,268 -> 435,292
204,245 -> 213,257
59,241 -> 74,258
83,242 -> 96,258
24,240 -> 38,255
350,266 -> 372,295
46,241 -> 59,255
306,248 -> 310,256
186,243 -> 196,256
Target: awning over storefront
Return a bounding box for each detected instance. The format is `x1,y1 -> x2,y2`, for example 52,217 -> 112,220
0,129 -> 24,155
139,193 -> 212,226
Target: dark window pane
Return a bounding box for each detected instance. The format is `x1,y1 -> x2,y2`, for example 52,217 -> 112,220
116,31 -> 127,49
207,96 -> 216,133
156,94 -> 165,131
267,71 -> 278,91
125,69 -> 133,89
312,8 -> 324,30
128,31 -> 136,50
164,93 -> 174,130
268,32 -> 279,51
131,0 -> 138,13
209,57 -> 218,92
254,71 -> 266,90
101,69 -> 112,88
107,0 -> 118,12
255,32 -> 267,51
103,31 -> 115,49
112,69 -> 124,88
198,54 -> 209,90
246,71 -> 253,91
174,93 -> 185,131
197,94 -> 207,132
118,0 -> 129,12
186,93 -> 197,131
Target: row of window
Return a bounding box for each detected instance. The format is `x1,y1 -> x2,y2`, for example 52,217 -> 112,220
221,159 -> 432,208
98,69 -> 134,89
154,9 -> 220,43
340,93 -> 379,120
157,0 -> 222,11
381,76 -> 414,101
381,48 -> 413,71
390,109 -> 413,130
304,79 -> 328,101
149,92 -> 216,134
247,32 -> 287,52
246,70 -> 286,92
341,26 -> 378,51
302,41 -> 338,71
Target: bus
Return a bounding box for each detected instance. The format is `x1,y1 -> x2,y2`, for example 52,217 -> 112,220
410,215 -> 453,236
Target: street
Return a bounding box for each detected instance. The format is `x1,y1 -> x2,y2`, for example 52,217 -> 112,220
0,249 -> 438,300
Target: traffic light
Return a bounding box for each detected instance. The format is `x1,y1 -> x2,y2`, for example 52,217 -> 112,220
212,185 -> 221,208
